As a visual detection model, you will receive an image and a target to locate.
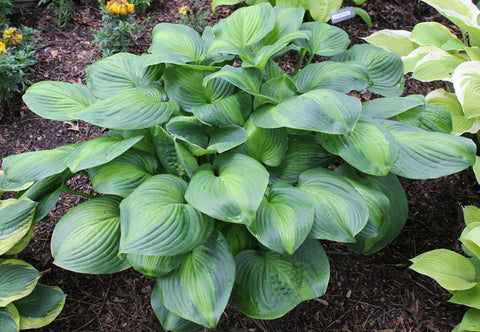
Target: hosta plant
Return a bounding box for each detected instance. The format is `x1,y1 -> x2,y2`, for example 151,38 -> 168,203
0,174 -> 66,331
0,3 -> 477,330
364,0 -> 480,136
410,205 -> 480,332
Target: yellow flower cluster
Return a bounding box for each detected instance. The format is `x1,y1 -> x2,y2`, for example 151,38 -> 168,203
3,27 -> 22,46
0,42 -> 6,56
179,6 -> 189,15
106,0 -> 134,15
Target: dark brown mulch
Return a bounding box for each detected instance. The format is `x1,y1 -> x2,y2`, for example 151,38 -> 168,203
1,0 -> 478,331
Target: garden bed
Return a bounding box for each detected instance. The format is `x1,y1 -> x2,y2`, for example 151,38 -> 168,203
1,0 -> 479,330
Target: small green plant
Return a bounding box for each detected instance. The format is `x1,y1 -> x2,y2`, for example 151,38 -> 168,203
0,3 -> 477,330
0,173 -> 66,331
410,205 -> 480,332
178,2 -> 209,34
38,0 -> 75,28
92,0 -> 149,57
0,0 -> 16,29
0,26 -> 38,110
211,0 -> 371,26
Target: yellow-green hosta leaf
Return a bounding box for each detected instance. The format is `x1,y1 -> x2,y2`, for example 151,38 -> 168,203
86,53 -> 163,100
0,303 -> 20,332
456,308 -> 480,332
151,284 -> 201,332
426,88 -> 480,135
402,45 -> 442,73
14,284 -> 65,330
464,205 -> 480,225
410,22 -> 465,50
259,75 -> 298,103
394,102 -> 453,133
297,168 -> 369,243
203,65 -> 262,97
5,223 -> 34,255
231,239 -> 329,319
411,249 -> 477,291
156,231 -> 235,328
363,29 -> 418,57
449,283 -> 480,309
307,0 -> 342,22
460,223 -> 480,258
413,50 -> 466,82
126,253 -> 187,278
453,61 -> 480,118
0,199 -> 36,256
120,175 -> 214,256
263,6 -> 305,46
51,196 -> 130,274
318,119 -> 399,176
185,153 -> 269,225
295,22 -> 349,56
248,181 -> 315,255
0,259 -> 40,306
23,81 -> 96,121
474,156 -> 480,185
192,92 -> 252,127
89,148 -> 158,197
251,89 -> 361,134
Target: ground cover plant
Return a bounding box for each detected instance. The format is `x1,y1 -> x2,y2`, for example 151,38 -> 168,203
0,0 -> 480,328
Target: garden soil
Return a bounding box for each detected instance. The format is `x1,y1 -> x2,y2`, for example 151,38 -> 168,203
1,0 -> 479,331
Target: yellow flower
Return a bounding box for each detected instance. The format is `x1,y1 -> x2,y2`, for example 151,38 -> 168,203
0,42 -> 6,56
3,27 -> 22,45
106,0 -> 134,15
179,6 -> 189,15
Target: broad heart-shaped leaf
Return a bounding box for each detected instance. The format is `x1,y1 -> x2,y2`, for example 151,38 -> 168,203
382,121 -> 476,179
318,118 -> 399,176
148,23 -> 206,65
0,259 -> 40,306
0,170 -> 32,194
77,86 -> 179,130
192,92 -> 252,127
295,22 -> 349,56
0,199 -> 36,255
331,44 -> 404,97
164,65 -> 234,111
262,6 -> 305,46
23,81 -> 96,121
126,253 -> 187,278
120,175 -> 214,256
294,61 -> 369,94
185,153 -> 269,225
363,29 -> 418,57
203,65 -> 262,96
210,3 -> 275,55
449,283 -> 480,309
393,102 -> 453,133
151,284 -> 201,332
251,89 -> 361,135
13,283 -> 65,330
453,61 -> 480,119
410,22 -> 465,50
412,50 -> 466,82
156,231 -> 235,328
361,95 -> 426,120
335,164 -> 408,255
237,118 -> 287,167
231,239 -> 329,319
85,52 -> 163,100
259,75 -> 298,104
269,134 -> 330,185
297,168 -> 369,243
51,196 -> 130,274
307,0 -> 342,22
427,88 -> 480,135
0,304 -> 20,332
2,143 -> 78,182
65,134 -> 143,172
248,181 -> 315,255
89,148 -> 158,197
411,249 -> 477,291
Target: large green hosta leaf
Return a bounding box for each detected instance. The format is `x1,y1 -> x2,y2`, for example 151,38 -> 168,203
383,121 -> 476,179
361,95 -> 425,120
251,89 -> 362,134
0,199 -> 36,255
453,61 -> 480,118
318,118 -> 399,176
331,44 -> 404,97
185,153 -> 269,225
23,81 -> 96,121
248,181 -> 314,255
263,5 -> 305,46
89,148 -> 158,197
0,304 -> 20,332
412,50 -> 466,82
393,102 -> 453,133
307,0 -> 342,22
0,171 -> 32,194
297,168 -> 369,243
13,284 -> 65,330
192,92 -> 252,127
120,175 -> 214,256
295,22 -> 349,56
156,231 -> 235,328
85,53 -> 163,99
51,196 -> 130,274
363,30 -> 418,57
231,239 -> 329,319
410,22 -> 465,50
0,259 -> 40,306
126,253 -> 187,278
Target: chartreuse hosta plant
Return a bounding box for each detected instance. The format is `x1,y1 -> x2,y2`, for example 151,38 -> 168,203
0,174 -> 66,331
211,0 -> 371,26
365,0 -> 480,136
0,3 -> 476,330
411,205 -> 480,332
